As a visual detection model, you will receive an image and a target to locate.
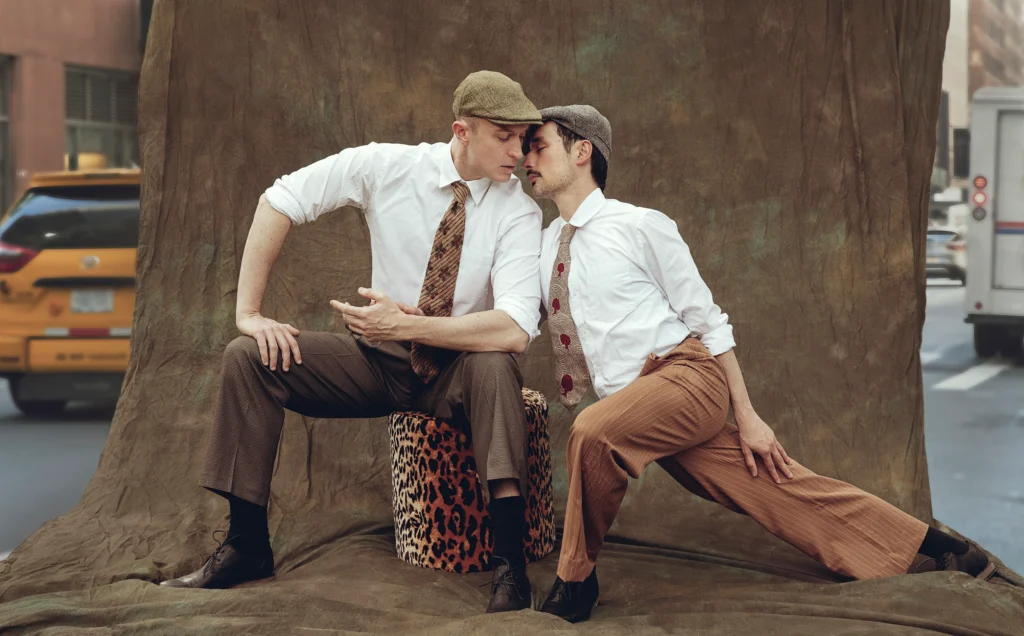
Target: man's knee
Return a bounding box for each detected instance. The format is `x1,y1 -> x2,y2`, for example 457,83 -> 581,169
223,335 -> 261,369
567,405 -> 611,452
462,351 -> 520,382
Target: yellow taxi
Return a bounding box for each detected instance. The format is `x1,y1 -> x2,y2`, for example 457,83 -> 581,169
0,169 -> 139,416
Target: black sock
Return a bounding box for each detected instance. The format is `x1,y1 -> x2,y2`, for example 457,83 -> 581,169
227,495 -> 270,555
488,495 -> 526,568
917,526 -> 968,558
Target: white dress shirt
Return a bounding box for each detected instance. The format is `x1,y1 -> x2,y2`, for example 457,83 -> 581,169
264,140 -> 543,340
540,188 -> 735,398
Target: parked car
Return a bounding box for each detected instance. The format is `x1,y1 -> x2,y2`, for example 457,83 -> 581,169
926,226 -> 967,285
0,169 -> 139,416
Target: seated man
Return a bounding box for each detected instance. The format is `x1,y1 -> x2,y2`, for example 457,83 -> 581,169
160,71 -> 544,613
521,105 -> 994,624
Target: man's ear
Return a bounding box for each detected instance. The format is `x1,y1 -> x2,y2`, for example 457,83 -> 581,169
453,118 -> 472,144
575,139 -> 593,167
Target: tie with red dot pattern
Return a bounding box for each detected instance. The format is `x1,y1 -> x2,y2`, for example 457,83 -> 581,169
547,223 -> 590,408
410,181 -> 469,383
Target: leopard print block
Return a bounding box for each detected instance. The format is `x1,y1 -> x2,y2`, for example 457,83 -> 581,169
387,388 -> 555,573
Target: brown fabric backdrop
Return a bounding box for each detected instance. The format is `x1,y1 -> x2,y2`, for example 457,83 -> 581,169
2,1 -> 1022,633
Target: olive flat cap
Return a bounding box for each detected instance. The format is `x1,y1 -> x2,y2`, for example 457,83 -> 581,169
539,104 -> 612,160
453,71 -> 542,125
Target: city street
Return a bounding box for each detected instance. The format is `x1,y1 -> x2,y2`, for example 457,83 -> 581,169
1,282 -> 1022,573
921,280 -> 1024,572
0,395 -> 111,561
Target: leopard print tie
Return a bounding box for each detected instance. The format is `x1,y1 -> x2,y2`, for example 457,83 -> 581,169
410,181 -> 469,383
547,223 -> 590,408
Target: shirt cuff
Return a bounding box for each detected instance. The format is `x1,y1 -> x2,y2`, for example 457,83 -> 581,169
494,302 -> 542,344
698,323 -> 736,356
263,182 -> 306,225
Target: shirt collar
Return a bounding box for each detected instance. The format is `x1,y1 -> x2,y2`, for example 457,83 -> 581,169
568,187 -> 607,227
436,139 -> 492,205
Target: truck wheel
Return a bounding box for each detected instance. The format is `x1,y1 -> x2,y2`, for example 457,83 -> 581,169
8,377 -> 67,418
1000,333 -> 1024,359
973,324 -> 1002,358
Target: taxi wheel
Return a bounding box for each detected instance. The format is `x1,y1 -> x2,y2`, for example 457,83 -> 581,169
12,396 -> 67,418
8,378 -> 67,418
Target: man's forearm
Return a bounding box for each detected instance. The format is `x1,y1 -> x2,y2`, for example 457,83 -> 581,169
401,310 -> 530,354
236,196 -> 292,322
715,348 -> 754,415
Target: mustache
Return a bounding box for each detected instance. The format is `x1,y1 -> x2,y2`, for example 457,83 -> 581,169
526,171 -> 541,178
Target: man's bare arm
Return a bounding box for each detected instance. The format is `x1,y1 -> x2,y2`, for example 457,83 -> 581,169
715,348 -> 793,482
332,288 -> 530,354
235,195 -> 303,371
402,309 -> 530,354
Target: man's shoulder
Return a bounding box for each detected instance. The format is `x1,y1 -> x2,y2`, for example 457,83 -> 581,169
358,140 -> 443,162
596,197 -> 662,226
608,199 -> 676,229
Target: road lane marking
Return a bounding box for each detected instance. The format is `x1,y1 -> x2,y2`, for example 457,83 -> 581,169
0,550 -> 10,561
920,351 -> 942,365
934,360 -> 1012,391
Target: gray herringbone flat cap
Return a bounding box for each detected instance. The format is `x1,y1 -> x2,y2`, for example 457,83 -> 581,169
540,105 -> 612,160
453,71 -> 542,125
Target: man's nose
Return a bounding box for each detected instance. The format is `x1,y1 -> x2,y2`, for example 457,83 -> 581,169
509,144 -> 523,162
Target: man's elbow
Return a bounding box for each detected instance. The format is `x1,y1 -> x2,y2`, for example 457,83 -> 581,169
507,328 -> 530,355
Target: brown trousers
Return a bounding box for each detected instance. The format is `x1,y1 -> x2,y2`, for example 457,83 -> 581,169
200,331 -> 529,507
557,338 -> 929,582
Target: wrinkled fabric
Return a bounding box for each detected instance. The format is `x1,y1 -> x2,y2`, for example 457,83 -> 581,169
2,0 -> 1023,633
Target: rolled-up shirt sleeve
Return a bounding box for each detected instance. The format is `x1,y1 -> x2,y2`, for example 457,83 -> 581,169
637,211 -> 736,356
491,200 -> 543,343
263,142 -> 388,225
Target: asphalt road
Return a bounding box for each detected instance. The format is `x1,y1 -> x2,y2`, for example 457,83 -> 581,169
0,395 -> 112,560
1,282 -> 1021,574
920,279 -> 1024,573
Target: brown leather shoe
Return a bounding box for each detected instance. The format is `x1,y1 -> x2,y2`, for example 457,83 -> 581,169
160,533 -> 274,589
484,558 -> 532,613
540,567 -> 599,623
939,541 -> 996,580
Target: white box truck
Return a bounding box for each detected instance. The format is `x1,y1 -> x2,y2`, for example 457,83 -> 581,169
965,87 -> 1024,358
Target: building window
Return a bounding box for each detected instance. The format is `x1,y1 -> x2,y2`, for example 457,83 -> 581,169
953,128 -> 970,180
986,16 -> 1004,44
65,66 -> 138,171
0,56 -> 11,211
982,50 -> 1006,79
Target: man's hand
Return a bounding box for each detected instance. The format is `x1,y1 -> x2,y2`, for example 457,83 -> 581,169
236,312 -> 301,372
331,288 -> 420,342
736,408 -> 794,484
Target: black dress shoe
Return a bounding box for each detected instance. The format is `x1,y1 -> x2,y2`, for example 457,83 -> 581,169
160,532 -> 274,589
540,568 -> 599,623
939,541 -> 996,579
485,557 -> 532,613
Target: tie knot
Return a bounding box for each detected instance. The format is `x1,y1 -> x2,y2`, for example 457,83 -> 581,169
451,181 -> 470,207
559,223 -> 577,244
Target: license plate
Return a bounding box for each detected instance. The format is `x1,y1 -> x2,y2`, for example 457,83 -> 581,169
71,289 -> 114,313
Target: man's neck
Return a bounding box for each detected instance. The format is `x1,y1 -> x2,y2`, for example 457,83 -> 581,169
451,137 -> 484,182
554,181 -> 600,223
